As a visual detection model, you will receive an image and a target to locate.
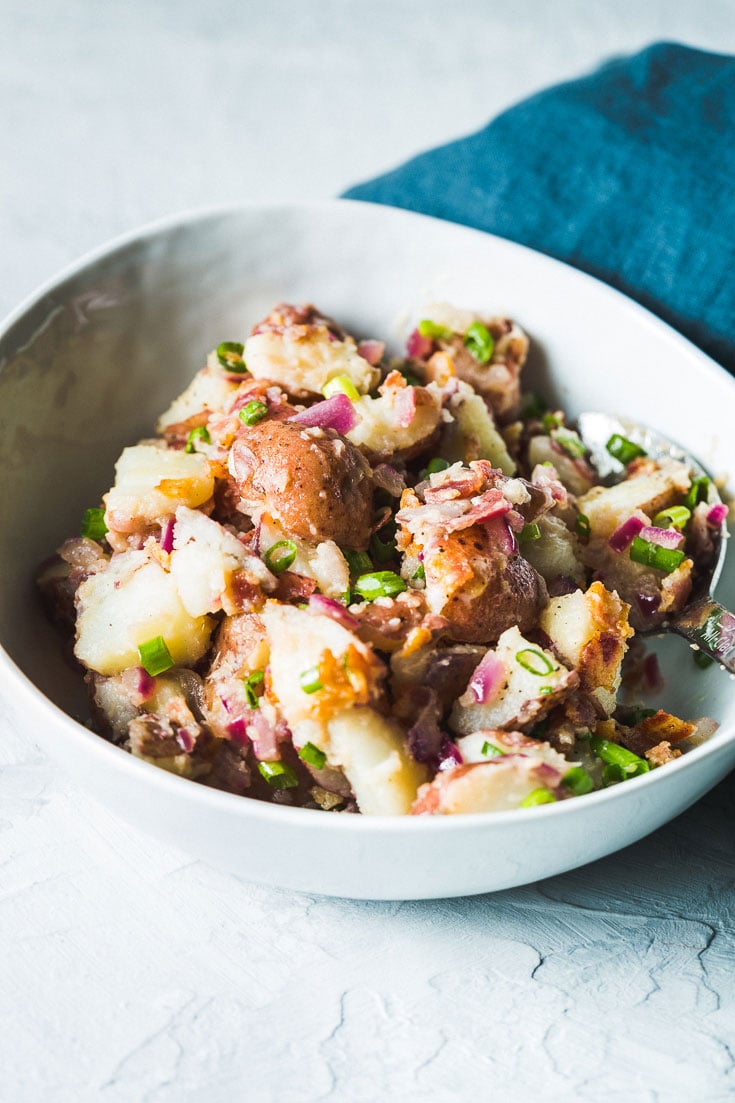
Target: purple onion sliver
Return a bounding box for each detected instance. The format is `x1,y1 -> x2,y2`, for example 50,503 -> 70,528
707,503 -> 729,527
635,591 -> 661,619
436,736 -> 463,771
406,329 -> 433,359
468,650 -> 507,705
357,339 -> 385,366
608,515 -> 644,553
227,718 -> 249,745
639,525 -> 683,550
308,593 -> 360,630
289,393 -> 359,434
159,518 -> 176,553
135,667 -> 156,700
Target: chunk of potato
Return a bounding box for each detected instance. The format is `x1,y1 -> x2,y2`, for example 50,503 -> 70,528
412,756 -> 562,815
450,625 -> 576,735
244,328 -> 378,398
577,458 -> 690,538
75,551 -> 214,675
104,445 -> 214,532
539,582 -> 633,715
318,707 -> 428,815
441,382 -> 515,474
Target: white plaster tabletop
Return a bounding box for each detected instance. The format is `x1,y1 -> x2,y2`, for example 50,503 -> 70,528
2,3 -> 735,1100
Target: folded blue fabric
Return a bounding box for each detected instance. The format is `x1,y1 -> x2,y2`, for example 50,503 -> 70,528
343,43 -> 735,375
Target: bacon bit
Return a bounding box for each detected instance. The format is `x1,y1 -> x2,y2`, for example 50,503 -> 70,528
424,350 -> 455,386
394,385 -> 417,428
273,571 -> 317,603
406,329 -> 433,359
156,478 -> 198,499
645,741 -> 682,767
358,339 -> 385,366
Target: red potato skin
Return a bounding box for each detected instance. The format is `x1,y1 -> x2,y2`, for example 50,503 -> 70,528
425,525 -> 542,644
228,420 -> 375,549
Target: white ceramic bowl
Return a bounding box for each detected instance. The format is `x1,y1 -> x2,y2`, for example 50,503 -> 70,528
1,200 -> 734,900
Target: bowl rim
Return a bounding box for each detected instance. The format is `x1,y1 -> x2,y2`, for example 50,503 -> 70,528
2,197 -> 734,832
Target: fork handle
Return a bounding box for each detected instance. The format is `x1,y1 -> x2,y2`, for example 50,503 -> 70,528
670,597 -> 735,674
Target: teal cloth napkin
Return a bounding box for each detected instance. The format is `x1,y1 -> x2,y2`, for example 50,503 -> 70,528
344,43 -> 735,375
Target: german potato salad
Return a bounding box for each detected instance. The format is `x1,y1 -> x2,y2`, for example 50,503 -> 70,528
38,302 -> 721,815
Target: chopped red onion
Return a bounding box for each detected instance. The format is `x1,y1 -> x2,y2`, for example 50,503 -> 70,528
436,736 -> 463,772
639,525 -> 684,549
357,339 -> 385,366
707,503 -> 729,527
406,688 -> 445,764
635,591 -> 661,619
227,718 -> 249,745
289,394 -> 359,434
175,725 -> 196,753
160,518 -> 175,554
373,464 -> 405,497
643,653 -> 664,693
406,329 -> 433,359
468,650 -> 507,705
308,593 -> 360,630
548,575 -> 580,597
131,666 -> 156,702
609,515 -> 644,553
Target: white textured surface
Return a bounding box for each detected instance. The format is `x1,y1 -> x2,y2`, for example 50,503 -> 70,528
3,3 -> 735,1099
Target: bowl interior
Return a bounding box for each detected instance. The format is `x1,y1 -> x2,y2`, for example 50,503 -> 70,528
1,200 -> 734,743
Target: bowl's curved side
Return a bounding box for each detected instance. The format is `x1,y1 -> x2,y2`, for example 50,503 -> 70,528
1,200 -> 735,899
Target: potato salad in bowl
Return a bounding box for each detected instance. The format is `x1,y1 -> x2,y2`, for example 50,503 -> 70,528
37,300 -> 720,817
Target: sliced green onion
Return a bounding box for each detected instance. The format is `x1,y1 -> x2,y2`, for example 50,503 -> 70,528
425,457 -> 451,475
258,760 -> 299,789
463,321 -> 494,364
323,374 -> 360,401
515,648 -> 555,676
693,649 -> 714,670
520,788 -> 557,808
244,670 -> 265,709
602,762 -> 627,786
481,740 -> 503,757
299,666 -> 323,694
185,425 -> 211,453
342,548 -> 373,577
298,742 -> 327,769
412,564 -> 426,581
685,475 -> 710,509
81,507 -> 108,542
216,340 -> 247,371
605,433 -> 647,464
370,520 -> 397,564
519,522 -> 541,543
589,735 -> 650,778
137,635 -> 174,677
575,513 -> 591,541
263,539 -> 298,575
417,319 -> 454,341
629,536 -> 685,573
539,686 -> 553,696
551,428 -> 586,459
353,570 -> 407,601
239,400 -> 268,426
542,412 -> 561,433
563,766 -> 594,796
653,505 -> 691,530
